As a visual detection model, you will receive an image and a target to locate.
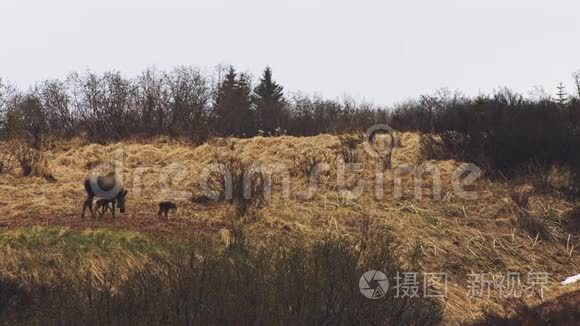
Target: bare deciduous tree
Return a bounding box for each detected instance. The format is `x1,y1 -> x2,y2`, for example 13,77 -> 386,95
0,78 -> 17,138
37,79 -> 75,137
165,66 -> 211,141
573,71 -> 580,98
136,68 -> 167,136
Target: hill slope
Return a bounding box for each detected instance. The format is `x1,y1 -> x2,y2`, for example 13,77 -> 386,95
0,133 -> 578,323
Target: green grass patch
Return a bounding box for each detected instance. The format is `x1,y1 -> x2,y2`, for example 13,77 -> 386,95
0,226 -> 178,256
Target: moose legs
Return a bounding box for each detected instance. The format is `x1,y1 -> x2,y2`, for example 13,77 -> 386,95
81,195 -> 95,219
95,199 -> 116,219
157,207 -> 167,220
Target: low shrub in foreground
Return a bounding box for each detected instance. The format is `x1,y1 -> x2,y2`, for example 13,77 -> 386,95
472,290 -> 580,326
0,228 -> 443,325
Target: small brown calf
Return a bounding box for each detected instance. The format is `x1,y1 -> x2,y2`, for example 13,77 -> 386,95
95,198 -> 116,218
158,201 -> 177,220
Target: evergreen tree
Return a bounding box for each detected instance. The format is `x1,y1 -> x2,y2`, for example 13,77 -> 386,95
212,67 -> 253,136
235,73 -> 254,136
252,67 -> 286,135
555,82 -> 568,106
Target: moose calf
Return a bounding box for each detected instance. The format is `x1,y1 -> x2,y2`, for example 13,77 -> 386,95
158,201 -> 177,220
95,198 -> 115,218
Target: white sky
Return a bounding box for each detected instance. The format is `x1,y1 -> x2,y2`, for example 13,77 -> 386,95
1,0 -> 579,104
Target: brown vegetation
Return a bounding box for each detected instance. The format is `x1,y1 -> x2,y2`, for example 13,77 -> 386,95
474,290 -> 580,325
0,133 -> 578,324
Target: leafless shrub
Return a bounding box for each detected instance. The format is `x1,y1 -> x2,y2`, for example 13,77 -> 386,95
164,66 -> 211,142
205,154 -> 268,217
10,140 -> 54,180
219,217 -> 246,253
37,79 -> 75,137
367,130 -> 397,170
510,187 -> 532,209
517,163 -> 553,194
419,132 -> 472,162
0,230 -> 443,325
507,186 -> 551,240
574,71 -> 580,98
292,153 -> 329,177
564,206 -> 580,233
219,227 -> 245,251
336,134 -> 362,163
518,214 -> 551,241
190,193 -> 213,205
0,147 -> 14,174
68,71 -> 138,142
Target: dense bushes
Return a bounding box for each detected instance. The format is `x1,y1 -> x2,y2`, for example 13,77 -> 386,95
473,290 -> 580,326
0,228 -> 443,325
205,153 -> 268,218
391,88 -> 580,190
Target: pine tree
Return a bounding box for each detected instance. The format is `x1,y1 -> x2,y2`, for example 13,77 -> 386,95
252,67 -> 286,135
212,67 -> 253,136
555,82 -> 568,106
235,72 -> 254,136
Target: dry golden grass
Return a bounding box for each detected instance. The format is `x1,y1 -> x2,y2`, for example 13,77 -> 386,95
0,132 -> 578,324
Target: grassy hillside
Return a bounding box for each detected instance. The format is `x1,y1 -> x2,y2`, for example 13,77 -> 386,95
0,226 -> 445,325
0,133 -> 578,324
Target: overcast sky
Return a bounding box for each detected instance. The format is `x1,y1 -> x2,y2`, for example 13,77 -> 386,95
1,0 -> 579,105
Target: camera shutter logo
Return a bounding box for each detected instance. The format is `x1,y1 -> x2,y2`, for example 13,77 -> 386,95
359,270 -> 389,299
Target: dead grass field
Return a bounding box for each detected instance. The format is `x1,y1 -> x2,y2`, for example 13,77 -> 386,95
0,133 -> 578,324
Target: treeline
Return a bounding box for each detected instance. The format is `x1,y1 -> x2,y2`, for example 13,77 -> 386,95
1,66 -> 580,182
391,84 -> 580,189
0,66 -> 387,145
